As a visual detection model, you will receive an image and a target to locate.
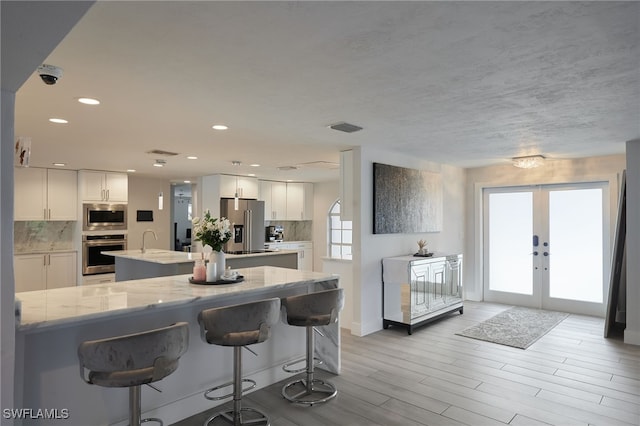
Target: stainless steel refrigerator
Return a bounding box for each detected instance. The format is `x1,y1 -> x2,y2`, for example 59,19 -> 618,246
220,198 -> 266,253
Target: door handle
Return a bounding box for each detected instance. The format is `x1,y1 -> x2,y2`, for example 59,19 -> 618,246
543,252 -> 549,256
532,251 -> 539,256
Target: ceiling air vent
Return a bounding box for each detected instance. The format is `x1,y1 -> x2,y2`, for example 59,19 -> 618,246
278,166 -> 298,171
329,122 -> 363,133
146,149 -> 179,156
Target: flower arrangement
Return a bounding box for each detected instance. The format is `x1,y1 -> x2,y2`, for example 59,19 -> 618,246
192,211 -> 232,252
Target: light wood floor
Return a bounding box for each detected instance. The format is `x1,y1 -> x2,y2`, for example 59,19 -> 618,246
172,302 -> 640,426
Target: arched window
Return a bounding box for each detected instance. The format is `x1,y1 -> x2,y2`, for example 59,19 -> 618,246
328,199 -> 352,259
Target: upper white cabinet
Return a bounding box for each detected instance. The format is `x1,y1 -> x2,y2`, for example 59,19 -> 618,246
79,170 -> 128,203
14,251 -> 77,292
14,167 -> 77,221
219,175 -> 259,199
286,182 -> 314,220
259,181 -> 313,221
260,180 -> 287,220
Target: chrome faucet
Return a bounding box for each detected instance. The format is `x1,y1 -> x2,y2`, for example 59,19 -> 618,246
141,229 -> 157,253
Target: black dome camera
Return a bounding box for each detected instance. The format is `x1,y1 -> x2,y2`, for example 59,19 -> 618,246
37,64 -> 63,85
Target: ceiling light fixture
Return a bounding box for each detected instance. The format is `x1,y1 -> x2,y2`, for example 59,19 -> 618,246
127,169 -> 136,173
512,155 -> 545,169
250,164 -> 260,167
78,97 -> 100,105
153,159 -> 166,167
231,160 -> 241,166
52,163 -> 66,167
212,124 -> 228,130
187,156 -> 198,160
49,118 -> 68,124
158,192 -> 164,210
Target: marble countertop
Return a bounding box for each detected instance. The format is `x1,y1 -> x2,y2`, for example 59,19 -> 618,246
103,248 -> 296,264
15,266 -> 337,332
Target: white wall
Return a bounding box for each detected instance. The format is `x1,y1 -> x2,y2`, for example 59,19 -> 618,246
127,176 -> 171,251
352,146 -> 466,336
625,141 -> 640,345
465,155 -> 626,304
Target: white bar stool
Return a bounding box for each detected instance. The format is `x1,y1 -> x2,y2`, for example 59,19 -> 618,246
281,288 -> 344,406
77,322 -> 189,426
198,298 -> 281,426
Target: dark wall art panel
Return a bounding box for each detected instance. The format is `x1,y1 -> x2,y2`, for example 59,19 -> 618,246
373,162 -> 443,234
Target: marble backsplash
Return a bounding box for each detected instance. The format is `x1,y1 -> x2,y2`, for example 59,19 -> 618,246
265,220 -> 312,242
14,221 -> 76,253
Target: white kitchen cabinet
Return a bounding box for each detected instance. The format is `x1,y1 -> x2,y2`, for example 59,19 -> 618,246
260,181 -> 312,221
286,182 -> 313,221
14,167 -> 77,221
14,251 -> 77,292
79,170 -> 128,203
259,180 -> 287,220
289,242 -> 313,271
266,241 -> 313,271
219,175 -> 259,199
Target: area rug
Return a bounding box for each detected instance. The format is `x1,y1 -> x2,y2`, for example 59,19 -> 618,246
456,306 -> 569,349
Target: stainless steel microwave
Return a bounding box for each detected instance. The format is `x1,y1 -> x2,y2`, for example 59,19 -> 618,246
83,203 -> 127,231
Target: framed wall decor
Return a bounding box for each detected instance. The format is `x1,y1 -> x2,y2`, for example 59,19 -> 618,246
373,162 -> 443,234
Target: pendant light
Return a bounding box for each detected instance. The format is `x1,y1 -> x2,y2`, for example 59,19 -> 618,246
234,175 -> 239,210
158,191 -> 164,210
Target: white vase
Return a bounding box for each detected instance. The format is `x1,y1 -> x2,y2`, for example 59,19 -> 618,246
210,251 -> 225,280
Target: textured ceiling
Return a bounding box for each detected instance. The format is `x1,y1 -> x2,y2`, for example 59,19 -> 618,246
13,1 -> 640,182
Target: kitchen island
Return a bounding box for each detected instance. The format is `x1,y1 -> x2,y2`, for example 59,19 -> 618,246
14,266 -> 339,426
105,248 -> 298,281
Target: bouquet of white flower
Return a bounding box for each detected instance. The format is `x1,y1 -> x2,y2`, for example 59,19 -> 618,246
192,211 -> 232,252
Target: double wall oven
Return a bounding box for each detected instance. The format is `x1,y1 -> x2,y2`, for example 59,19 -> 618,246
82,203 -> 127,276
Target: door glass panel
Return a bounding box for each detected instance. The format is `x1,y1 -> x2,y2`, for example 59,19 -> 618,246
488,192 -> 533,294
548,188 -> 603,302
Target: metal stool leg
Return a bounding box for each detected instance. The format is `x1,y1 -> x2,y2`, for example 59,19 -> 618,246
205,347 -> 269,426
282,326 -> 337,406
129,385 -> 163,426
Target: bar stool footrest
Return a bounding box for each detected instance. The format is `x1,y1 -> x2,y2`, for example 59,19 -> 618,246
204,379 -> 257,401
282,357 -> 323,374
281,378 -> 337,406
141,417 -> 163,426
205,406 -> 269,426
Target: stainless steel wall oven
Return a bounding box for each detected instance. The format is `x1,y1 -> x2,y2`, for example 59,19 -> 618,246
82,234 -> 127,275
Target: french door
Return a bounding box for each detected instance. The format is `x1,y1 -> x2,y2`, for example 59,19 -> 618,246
483,182 -> 610,316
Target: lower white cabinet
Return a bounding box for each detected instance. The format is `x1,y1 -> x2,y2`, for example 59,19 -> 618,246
265,242 -> 313,271
14,252 -> 77,292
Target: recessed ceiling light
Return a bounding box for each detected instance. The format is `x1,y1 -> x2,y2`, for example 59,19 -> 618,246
187,156 -> 198,160
127,169 -> 136,173
212,124 -> 228,130
49,118 -> 68,124
184,180 -> 191,184
250,164 -> 260,167
78,97 -> 100,105
248,173 -> 256,177
153,159 -> 166,167
52,162 -> 65,167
